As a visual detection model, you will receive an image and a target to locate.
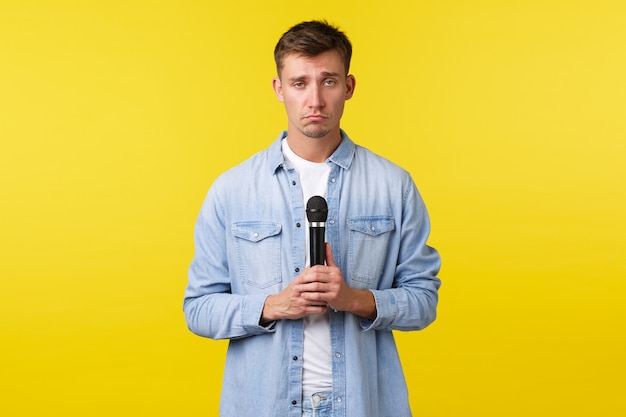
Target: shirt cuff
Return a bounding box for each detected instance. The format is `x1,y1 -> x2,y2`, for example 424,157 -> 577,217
242,295 -> 276,334
359,289 -> 398,331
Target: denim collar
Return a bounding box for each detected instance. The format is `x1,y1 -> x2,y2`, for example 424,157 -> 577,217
268,129 -> 356,175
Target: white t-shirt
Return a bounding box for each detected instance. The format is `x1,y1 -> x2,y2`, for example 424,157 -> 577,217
281,139 -> 332,395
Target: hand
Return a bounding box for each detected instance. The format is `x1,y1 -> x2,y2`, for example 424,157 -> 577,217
294,243 -> 352,311
261,270 -> 329,323
261,243 -> 377,322
296,244 -> 377,320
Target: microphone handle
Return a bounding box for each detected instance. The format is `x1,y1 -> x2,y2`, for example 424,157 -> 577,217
309,224 -> 326,266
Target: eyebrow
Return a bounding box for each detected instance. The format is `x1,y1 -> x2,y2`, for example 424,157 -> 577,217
287,71 -> 342,82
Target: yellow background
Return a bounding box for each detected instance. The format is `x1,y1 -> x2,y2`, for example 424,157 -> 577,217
1,0 -> 625,415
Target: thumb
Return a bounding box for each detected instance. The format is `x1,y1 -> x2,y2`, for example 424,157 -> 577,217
325,242 -> 336,266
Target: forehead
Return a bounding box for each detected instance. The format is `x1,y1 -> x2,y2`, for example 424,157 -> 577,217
280,50 -> 345,78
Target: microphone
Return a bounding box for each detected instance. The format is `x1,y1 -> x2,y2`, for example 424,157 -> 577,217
306,196 -> 328,266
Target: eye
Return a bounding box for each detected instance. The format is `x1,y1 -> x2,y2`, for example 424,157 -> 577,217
293,81 -> 305,88
324,79 -> 337,86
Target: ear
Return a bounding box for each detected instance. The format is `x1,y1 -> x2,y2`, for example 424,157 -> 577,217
272,77 -> 284,102
345,74 -> 356,100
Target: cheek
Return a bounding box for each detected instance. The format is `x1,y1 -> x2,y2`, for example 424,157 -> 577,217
331,97 -> 346,113
281,94 -> 296,107
330,90 -> 347,105
283,100 -> 302,120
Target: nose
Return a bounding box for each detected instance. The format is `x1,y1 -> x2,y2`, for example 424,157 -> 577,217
307,84 -> 324,109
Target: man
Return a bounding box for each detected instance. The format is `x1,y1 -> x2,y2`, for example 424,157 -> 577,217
184,20 -> 441,417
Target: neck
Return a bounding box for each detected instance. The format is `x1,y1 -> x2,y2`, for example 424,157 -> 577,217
286,129 -> 342,163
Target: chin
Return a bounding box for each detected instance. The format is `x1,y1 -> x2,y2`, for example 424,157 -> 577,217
302,122 -> 336,138
301,128 -> 331,139
305,132 -> 330,139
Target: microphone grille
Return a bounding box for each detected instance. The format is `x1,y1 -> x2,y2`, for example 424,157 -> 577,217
306,196 -> 328,222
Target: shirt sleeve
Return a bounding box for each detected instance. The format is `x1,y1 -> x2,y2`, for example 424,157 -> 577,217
183,186 -> 276,340
359,179 -> 442,332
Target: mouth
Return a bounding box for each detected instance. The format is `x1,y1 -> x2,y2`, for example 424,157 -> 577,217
304,114 -> 328,122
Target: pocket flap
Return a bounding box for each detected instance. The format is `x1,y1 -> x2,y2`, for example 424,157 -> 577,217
347,216 -> 395,237
232,222 -> 282,242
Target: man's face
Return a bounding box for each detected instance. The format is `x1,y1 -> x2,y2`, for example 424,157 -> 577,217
273,50 -> 355,140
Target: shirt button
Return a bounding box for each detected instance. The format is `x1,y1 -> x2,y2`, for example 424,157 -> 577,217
335,352 -> 341,358
292,400 -> 297,405
331,177 -> 336,183
292,356 -> 298,361
296,222 -> 301,227
329,219 -> 335,225
370,226 -> 376,232
336,397 -> 342,403
292,180 -> 296,186
295,268 -> 300,273
253,232 -> 259,237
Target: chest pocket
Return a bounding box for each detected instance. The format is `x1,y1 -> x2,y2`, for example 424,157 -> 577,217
232,222 -> 282,289
347,216 -> 395,288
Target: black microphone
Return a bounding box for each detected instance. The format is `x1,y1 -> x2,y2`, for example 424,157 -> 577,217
306,196 -> 328,266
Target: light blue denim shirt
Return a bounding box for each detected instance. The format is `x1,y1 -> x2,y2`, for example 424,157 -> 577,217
184,130 -> 441,417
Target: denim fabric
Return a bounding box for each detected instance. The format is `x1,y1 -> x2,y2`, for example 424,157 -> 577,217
184,130 -> 441,417
302,391 -> 333,417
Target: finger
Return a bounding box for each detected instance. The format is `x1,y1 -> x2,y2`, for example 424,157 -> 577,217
297,268 -> 315,283
325,242 -> 336,267
306,305 -> 329,315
